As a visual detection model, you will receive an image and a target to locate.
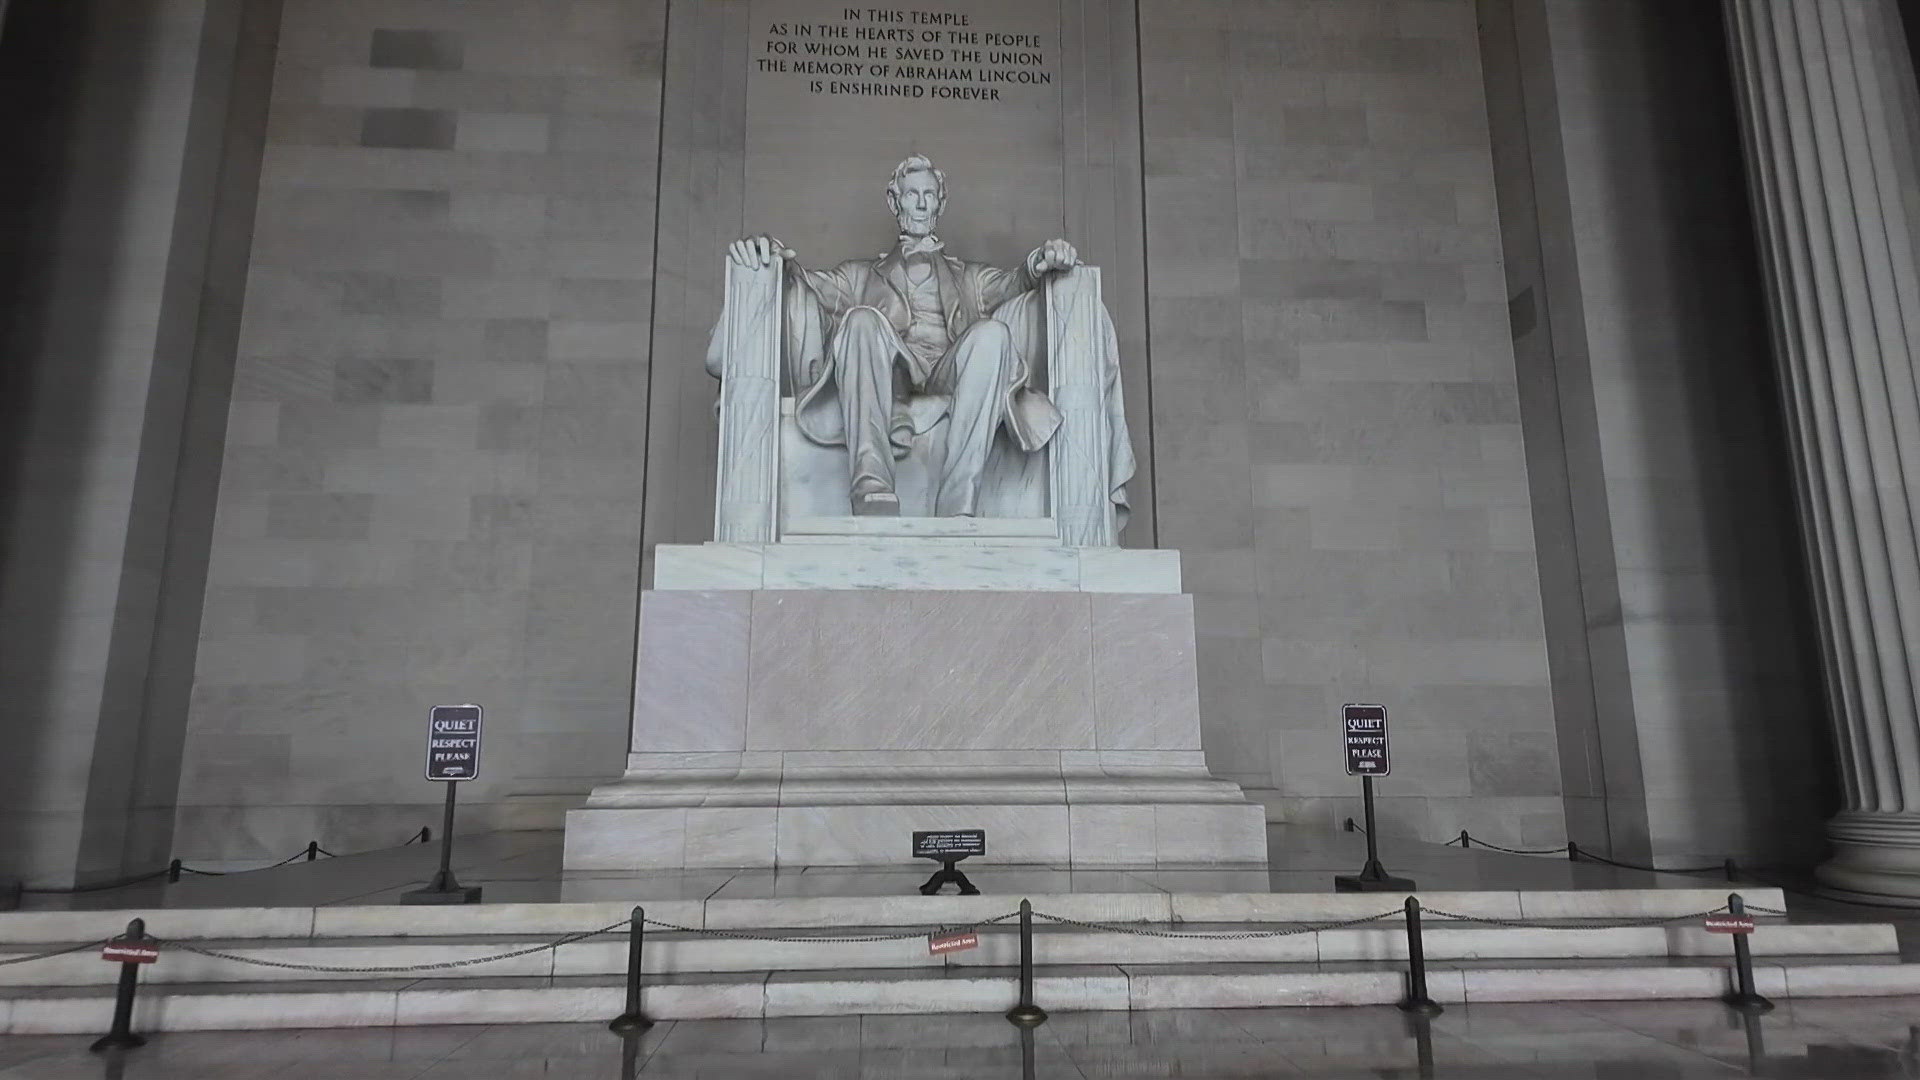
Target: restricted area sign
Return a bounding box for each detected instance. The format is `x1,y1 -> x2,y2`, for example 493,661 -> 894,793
101,942 -> 159,964
928,930 -> 979,955
425,704 -> 483,781
913,829 -> 986,861
1343,704 -> 1390,776
1705,914 -> 1756,935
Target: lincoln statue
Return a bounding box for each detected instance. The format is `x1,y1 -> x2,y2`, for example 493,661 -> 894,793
714,154 -> 1132,521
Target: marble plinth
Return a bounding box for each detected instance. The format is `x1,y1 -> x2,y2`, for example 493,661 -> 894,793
653,540 -> 1181,592
564,587 -> 1268,870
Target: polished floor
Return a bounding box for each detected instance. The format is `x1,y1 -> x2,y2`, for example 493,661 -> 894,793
19,825 -> 1775,912
4,999 -> 1918,1078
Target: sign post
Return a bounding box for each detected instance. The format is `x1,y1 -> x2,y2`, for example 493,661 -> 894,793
405,704 -> 484,905
913,829 -> 985,895
89,918 -> 155,1052
1334,704 -> 1415,892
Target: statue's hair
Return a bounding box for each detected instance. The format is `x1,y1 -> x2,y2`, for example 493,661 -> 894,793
885,154 -> 946,204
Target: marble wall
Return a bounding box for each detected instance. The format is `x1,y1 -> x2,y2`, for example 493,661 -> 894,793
171,0 -> 668,861
1477,0 -> 1830,863
0,0 -> 278,887
1135,0 -> 1562,848
75,0 -> 1821,865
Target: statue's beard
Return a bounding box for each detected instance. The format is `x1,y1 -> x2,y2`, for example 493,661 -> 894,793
896,210 -> 938,237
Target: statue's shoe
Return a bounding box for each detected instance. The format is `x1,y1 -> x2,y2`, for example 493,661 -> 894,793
850,469 -> 898,516
852,491 -> 900,517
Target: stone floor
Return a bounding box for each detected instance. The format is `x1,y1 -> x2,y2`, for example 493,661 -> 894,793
19,825 -> 1774,913
4,999 -> 1918,1078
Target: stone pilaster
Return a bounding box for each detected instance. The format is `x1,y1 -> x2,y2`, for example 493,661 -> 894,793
1724,0 -> 1920,900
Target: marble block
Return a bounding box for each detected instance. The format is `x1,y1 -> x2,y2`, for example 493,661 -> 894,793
653,541 -> 1182,592
564,587 -> 1268,869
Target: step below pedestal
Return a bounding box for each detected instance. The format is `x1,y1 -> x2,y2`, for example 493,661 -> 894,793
563,799 -> 1269,870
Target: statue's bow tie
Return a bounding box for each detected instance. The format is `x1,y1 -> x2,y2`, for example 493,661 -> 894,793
897,234 -> 944,257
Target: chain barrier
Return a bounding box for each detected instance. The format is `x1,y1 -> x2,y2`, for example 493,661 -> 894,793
1421,905 -> 1738,930
640,911 -> 1021,943
1450,835 -> 1573,856
1032,908 -> 1403,939
0,897 -> 1818,977
0,938 -> 111,966
1565,847 -> 1727,876
18,829 -> 431,895
162,919 -> 631,975
18,869 -> 173,896
1352,821 -> 1749,877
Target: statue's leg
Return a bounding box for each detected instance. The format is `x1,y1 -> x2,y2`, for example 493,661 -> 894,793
832,307 -> 905,515
933,318 -> 1016,517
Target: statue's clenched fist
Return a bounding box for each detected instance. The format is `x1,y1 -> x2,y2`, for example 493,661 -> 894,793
727,236 -> 793,269
1033,238 -> 1078,274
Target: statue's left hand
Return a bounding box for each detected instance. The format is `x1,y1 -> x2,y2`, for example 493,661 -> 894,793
1035,239 -> 1079,274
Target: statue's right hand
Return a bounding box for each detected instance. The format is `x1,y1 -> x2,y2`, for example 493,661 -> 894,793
727,236 -> 792,269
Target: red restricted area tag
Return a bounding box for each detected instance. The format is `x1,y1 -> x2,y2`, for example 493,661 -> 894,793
101,942 -> 160,964
928,931 -> 979,955
1704,915 -> 1755,935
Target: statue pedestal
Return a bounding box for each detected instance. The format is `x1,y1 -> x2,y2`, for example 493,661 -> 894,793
562,541 -> 1269,869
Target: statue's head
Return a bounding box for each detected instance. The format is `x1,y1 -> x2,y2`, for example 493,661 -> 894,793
885,154 -> 946,239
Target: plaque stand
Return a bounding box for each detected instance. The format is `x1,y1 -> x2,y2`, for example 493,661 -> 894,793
919,857 -> 980,896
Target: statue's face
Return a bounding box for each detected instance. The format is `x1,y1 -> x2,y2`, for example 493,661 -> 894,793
889,169 -> 944,237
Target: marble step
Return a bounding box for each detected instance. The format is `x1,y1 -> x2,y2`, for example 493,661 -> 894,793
0,886 -> 1789,944
0,918 -> 1894,988
7,957 -> 1920,1034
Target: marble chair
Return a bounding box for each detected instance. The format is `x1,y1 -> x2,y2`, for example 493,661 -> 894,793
708,258 -> 1123,547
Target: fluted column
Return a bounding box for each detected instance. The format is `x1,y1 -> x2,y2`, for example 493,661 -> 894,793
1723,0 -> 1920,900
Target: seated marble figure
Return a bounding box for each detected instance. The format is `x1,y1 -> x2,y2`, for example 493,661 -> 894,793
708,154 -> 1134,532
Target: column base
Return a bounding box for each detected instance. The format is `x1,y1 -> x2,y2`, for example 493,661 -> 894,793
1816,811 -> 1920,905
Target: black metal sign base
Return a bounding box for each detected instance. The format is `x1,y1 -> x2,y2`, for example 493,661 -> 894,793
404,782 -> 482,904
1334,862 -> 1416,893
1334,775 -> 1416,892
403,884 -> 483,905
919,858 -> 980,895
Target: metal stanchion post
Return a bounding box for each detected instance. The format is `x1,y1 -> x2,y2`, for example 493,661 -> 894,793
1457,831 -> 1470,850
166,859 -> 181,884
1723,893 -> 1774,1015
1006,899 -> 1047,1028
1724,857 -> 1739,883
1408,1012 -> 1436,1079
1741,1010 -> 1767,1074
609,906 -> 653,1033
90,919 -> 151,1053
305,841 -> 319,862
1396,897 -> 1443,1016
1566,840 -> 1581,862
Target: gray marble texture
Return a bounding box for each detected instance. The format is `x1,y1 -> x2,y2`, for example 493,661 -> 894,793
567,587 -> 1266,868
173,0 -> 671,863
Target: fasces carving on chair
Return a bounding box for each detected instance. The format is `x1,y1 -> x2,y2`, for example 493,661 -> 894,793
706,155 -> 1134,546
